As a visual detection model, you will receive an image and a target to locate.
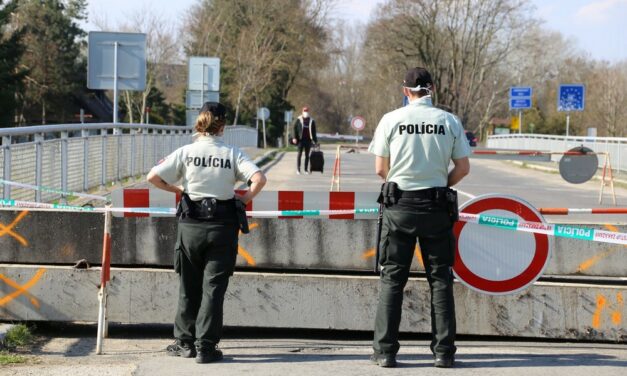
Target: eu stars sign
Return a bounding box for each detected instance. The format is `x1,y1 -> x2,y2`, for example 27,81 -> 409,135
558,84 -> 585,137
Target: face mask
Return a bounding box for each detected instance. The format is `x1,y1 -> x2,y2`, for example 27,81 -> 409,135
302,112 -> 310,118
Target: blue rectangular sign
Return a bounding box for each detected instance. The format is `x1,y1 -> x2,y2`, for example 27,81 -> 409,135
510,98 -> 532,110
510,87 -> 532,98
558,84 -> 585,112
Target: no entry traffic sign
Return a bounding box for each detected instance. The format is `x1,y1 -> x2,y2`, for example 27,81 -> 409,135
351,116 -> 366,131
453,194 -> 552,295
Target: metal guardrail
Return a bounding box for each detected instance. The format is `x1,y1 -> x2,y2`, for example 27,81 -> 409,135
487,134 -> 626,172
0,123 -> 194,202
0,123 -> 258,203
222,125 -> 258,148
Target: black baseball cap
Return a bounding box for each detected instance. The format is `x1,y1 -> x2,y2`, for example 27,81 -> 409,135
200,102 -> 226,120
403,67 -> 433,92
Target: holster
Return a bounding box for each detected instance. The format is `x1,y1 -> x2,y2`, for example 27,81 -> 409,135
176,193 -> 217,220
377,182 -> 400,207
439,187 -> 459,223
235,199 -> 250,234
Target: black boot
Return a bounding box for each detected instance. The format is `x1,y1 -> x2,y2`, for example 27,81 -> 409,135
166,340 -> 196,358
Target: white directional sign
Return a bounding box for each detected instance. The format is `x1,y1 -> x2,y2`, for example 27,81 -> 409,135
87,32 -> 147,91
188,57 -> 220,91
185,90 -> 219,109
558,84 -> 585,112
284,110 -> 293,124
257,107 -> 270,121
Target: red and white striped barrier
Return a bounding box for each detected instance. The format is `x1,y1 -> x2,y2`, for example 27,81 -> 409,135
472,150 -> 547,156
538,208 -> 627,215
96,206 -> 112,355
111,189 -> 379,219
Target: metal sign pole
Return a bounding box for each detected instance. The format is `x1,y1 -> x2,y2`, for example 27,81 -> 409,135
200,64 -> 205,106
518,111 -> 522,134
262,117 -> 267,149
113,42 -> 119,124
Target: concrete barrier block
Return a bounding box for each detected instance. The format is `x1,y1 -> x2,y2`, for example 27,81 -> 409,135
0,211 -> 625,277
0,265 -> 624,341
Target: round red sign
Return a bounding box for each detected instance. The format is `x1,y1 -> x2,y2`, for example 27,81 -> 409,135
453,194 -> 552,295
351,116 -> 365,131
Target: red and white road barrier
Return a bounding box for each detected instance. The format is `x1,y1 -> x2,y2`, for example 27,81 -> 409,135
538,208 -> 627,215
96,206 -> 112,355
472,150 -> 547,156
111,189 -> 379,219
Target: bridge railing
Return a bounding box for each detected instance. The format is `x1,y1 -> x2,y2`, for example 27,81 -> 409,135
0,123 -> 194,202
486,134 -> 627,172
0,123 -> 258,202
221,125 -> 258,148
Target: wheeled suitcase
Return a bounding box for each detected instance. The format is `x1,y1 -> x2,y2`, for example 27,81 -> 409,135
309,145 -> 324,173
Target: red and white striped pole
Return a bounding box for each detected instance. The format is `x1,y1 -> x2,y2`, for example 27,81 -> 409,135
538,207 -> 627,215
96,206 -> 112,355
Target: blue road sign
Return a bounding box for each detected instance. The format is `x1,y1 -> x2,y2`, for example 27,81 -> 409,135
403,96 -> 409,106
509,86 -> 532,110
510,98 -> 532,109
510,87 -> 532,98
558,84 -> 585,112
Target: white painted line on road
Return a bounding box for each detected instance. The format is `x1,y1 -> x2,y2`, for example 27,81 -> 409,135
456,189 -> 476,199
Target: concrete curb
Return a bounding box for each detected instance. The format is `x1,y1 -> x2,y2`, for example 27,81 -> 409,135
253,149 -> 281,168
509,161 -> 627,185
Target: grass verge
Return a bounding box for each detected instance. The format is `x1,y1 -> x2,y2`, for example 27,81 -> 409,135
0,324 -> 34,365
0,351 -> 27,366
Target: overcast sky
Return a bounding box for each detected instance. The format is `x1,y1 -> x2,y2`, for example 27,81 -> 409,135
84,0 -> 627,62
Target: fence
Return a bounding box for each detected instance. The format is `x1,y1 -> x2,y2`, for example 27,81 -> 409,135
0,123 -> 193,202
0,123 -> 258,203
222,125 -> 258,147
487,134 -> 627,172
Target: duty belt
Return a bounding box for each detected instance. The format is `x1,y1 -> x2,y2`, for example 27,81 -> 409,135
398,187 -> 440,200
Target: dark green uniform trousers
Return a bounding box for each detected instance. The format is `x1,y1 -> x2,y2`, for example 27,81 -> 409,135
373,198 -> 457,358
173,221 -> 238,350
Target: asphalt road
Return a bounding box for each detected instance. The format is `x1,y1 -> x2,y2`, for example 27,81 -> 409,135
2,325 -> 625,376
266,145 -> 627,223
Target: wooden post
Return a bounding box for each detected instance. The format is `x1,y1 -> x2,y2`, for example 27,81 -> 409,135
598,153 -> 617,205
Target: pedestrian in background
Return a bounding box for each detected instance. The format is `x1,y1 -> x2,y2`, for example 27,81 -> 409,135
292,106 -> 318,174
368,67 -> 471,368
147,102 -> 266,363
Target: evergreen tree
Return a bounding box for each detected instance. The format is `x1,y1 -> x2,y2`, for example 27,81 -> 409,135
0,0 -> 26,127
17,0 -> 87,124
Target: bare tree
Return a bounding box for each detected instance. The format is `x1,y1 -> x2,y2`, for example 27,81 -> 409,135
589,62 -> 627,137
184,0 -> 334,129
360,0 -> 535,133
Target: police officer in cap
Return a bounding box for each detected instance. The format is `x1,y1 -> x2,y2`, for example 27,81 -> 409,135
147,102 -> 266,363
368,67 -> 471,368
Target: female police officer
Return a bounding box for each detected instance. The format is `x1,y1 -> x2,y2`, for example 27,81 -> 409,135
147,102 -> 266,363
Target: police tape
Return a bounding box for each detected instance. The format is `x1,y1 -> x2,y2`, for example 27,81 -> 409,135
459,212 -> 627,246
0,179 -> 109,202
0,200 -> 625,246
